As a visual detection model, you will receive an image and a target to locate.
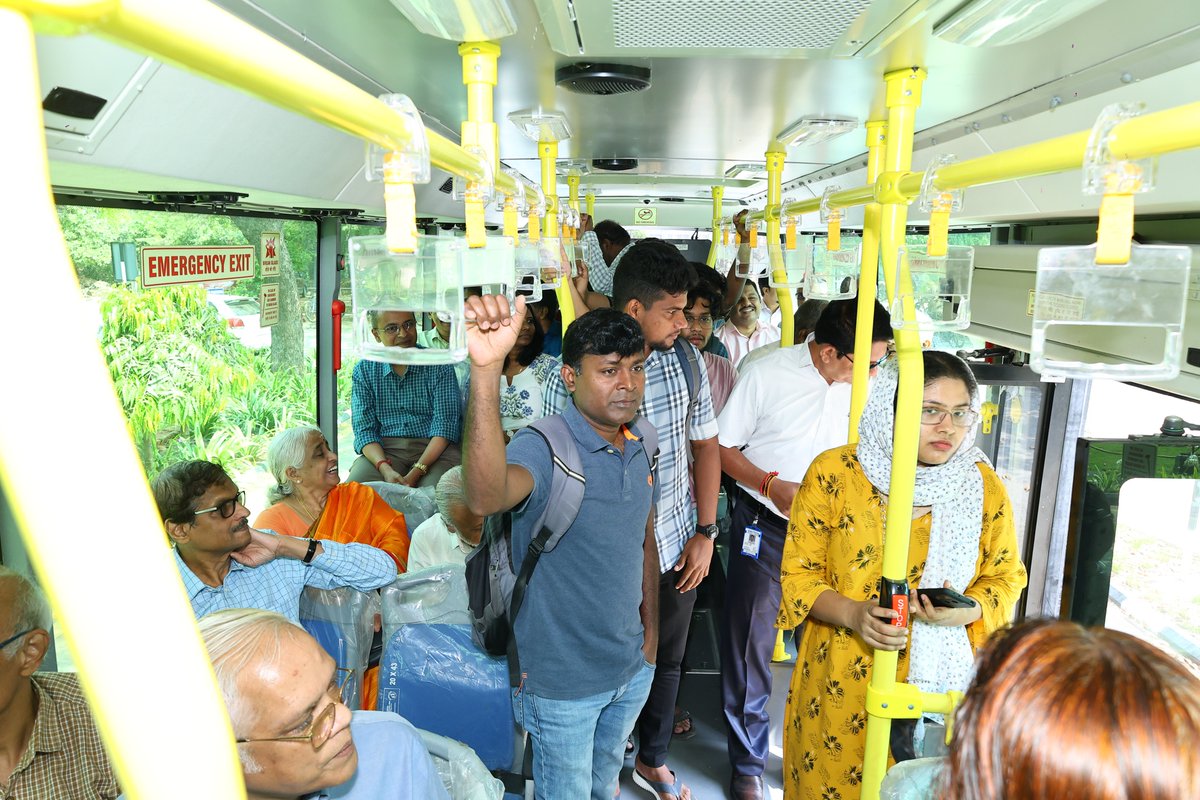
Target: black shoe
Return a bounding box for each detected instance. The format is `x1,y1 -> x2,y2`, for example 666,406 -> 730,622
730,774 -> 764,800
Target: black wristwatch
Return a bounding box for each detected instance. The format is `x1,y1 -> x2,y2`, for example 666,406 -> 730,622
696,523 -> 719,541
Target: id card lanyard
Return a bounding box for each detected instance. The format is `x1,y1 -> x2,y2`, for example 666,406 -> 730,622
742,512 -> 762,560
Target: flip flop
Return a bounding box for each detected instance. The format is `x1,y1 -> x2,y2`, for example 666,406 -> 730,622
672,709 -> 696,740
632,768 -> 686,800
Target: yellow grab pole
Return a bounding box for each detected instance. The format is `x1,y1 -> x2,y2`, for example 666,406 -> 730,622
860,66 -> 927,800
459,41 -> 500,249
586,190 -> 596,219
8,0 -> 515,195
540,139 -> 574,328
765,150 -> 795,348
705,184 -> 725,267
0,8 -> 244,798
566,173 -> 581,247
848,120 -> 888,442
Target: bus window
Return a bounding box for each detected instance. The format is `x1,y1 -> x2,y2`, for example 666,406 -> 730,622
63,205 -> 318,516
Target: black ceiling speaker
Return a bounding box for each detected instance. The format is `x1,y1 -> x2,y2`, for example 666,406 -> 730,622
556,63 -> 651,96
591,158 -> 639,171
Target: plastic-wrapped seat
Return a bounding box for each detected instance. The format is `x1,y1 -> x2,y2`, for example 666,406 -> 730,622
364,481 -> 437,536
879,757 -> 945,800
299,586 -> 376,709
418,728 -> 505,800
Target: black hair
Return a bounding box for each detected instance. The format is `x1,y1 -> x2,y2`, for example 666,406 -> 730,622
924,349 -> 979,403
795,298 -> 829,333
514,307 -> 547,367
686,262 -> 723,313
561,308 -> 645,372
152,460 -> 230,524
593,220 -> 631,248
530,288 -> 559,316
611,239 -> 697,313
812,299 -> 892,353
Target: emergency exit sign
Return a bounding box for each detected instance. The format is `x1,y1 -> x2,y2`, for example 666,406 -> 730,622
634,207 -> 657,225
140,245 -> 255,288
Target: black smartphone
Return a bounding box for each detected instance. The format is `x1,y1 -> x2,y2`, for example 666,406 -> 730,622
917,587 -> 976,609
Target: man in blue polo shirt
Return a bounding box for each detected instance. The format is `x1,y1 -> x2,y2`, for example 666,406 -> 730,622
347,309 -> 462,488
462,296 -> 659,800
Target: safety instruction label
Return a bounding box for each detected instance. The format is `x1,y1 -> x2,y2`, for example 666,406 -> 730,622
634,207 -> 657,225
260,231 -> 281,278
1028,289 -> 1085,320
259,283 -> 280,327
140,245 -> 254,288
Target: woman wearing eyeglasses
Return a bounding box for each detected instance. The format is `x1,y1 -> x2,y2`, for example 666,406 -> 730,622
776,350 -> 1027,800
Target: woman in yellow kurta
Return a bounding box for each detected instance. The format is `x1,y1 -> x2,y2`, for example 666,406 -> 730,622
777,351 -> 1026,800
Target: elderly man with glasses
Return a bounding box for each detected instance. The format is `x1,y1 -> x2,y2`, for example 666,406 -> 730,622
197,608 -> 447,800
0,565 -> 119,799
153,460 -> 396,622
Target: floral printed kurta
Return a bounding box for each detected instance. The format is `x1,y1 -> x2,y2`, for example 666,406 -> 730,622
777,445 -> 1026,800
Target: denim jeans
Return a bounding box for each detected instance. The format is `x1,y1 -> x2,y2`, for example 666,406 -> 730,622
513,660 -> 656,800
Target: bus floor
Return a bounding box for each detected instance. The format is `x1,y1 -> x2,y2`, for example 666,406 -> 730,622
616,661 -> 794,800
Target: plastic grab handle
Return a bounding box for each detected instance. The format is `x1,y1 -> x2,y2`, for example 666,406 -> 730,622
332,299 -> 346,372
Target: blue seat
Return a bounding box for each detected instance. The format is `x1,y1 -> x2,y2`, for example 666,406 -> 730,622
379,622 -> 513,772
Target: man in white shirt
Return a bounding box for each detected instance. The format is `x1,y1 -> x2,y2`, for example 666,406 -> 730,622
407,467 -> 482,571
715,282 -> 780,368
716,299 -> 891,800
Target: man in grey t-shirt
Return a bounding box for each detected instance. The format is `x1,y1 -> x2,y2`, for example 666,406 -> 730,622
463,297 -> 660,800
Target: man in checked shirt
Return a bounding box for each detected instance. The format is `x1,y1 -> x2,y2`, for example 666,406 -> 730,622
543,239 -> 721,800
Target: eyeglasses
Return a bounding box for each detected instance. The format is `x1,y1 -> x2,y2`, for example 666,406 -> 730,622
684,313 -> 714,326
236,677 -> 347,750
920,407 -> 979,428
193,490 -> 246,520
377,320 -> 416,336
0,628 -> 34,651
837,349 -> 892,370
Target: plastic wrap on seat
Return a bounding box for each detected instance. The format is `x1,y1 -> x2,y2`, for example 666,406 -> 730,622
381,565 -> 471,637
364,481 -> 437,536
879,757 -> 945,800
379,622 -> 513,771
418,727 -> 505,800
299,587 -> 375,709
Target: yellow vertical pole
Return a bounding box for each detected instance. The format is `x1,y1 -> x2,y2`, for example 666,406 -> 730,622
540,139 -> 573,328
458,42 -> 499,249
848,120 -> 888,442
586,190 -> 596,219
705,184 -> 725,267
860,67 -> 927,800
765,151 -> 795,349
566,172 -> 581,251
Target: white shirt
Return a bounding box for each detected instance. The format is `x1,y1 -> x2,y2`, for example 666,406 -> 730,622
407,515 -> 470,572
715,320 -> 781,368
717,342 -> 853,520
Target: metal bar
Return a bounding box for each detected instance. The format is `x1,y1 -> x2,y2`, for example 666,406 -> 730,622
316,216 -> 342,453
8,0 -> 517,194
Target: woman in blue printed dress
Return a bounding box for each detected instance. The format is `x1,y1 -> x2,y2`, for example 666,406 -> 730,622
499,309 -> 560,439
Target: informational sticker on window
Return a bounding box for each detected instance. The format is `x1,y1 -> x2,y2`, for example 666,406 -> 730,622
634,207 -> 657,225
1030,290 -> 1086,320
260,231 -> 281,278
259,283 -> 280,327
1121,442 -> 1157,481
140,245 -> 254,288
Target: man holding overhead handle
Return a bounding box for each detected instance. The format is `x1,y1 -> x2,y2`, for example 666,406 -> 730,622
462,295 -> 661,800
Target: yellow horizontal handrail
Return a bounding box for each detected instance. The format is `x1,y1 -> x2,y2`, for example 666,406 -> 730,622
740,100 -> 1200,227
9,0 -> 519,195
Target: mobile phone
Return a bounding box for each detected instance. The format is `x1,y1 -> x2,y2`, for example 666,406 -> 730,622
917,587 -> 976,609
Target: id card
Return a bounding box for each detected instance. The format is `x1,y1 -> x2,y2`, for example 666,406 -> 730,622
741,525 -> 762,559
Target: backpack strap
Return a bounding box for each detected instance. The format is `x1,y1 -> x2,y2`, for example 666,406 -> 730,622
673,337 -> 702,465
631,414 -> 660,478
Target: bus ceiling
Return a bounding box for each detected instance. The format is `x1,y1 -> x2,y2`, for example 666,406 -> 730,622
31,0 -> 1200,226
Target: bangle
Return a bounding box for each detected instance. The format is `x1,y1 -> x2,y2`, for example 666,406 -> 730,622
374,458 -> 390,472
759,471 -> 779,495
413,462 -> 429,474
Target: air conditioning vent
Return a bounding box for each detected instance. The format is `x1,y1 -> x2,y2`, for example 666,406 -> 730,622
660,196 -> 685,203
438,177 -> 454,194
556,63 -> 651,96
592,157 -> 639,171
42,86 -> 107,119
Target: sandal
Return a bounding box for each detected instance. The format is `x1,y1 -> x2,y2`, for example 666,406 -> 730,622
632,768 -> 687,800
672,709 -> 695,740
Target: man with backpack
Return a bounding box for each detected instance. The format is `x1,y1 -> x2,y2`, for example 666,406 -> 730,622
462,296 -> 661,800
544,240 -> 721,800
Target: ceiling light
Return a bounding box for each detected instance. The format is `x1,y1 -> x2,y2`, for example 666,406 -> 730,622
724,163 -> 767,179
388,0 -> 517,41
507,109 -> 573,142
775,117 -> 858,148
556,160 -> 591,177
933,0 -> 1108,47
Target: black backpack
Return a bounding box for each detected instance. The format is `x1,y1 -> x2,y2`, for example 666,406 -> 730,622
465,413 -> 659,684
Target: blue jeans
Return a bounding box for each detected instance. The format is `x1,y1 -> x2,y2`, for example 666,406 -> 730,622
513,660 -> 655,800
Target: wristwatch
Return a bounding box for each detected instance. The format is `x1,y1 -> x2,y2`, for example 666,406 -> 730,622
696,523 -> 720,541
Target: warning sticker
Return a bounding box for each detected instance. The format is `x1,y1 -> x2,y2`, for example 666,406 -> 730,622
259,283 -> 280,327
1030,290 -> 1085,320
260,231 -> 281,278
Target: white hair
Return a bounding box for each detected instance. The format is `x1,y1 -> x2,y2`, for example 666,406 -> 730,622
266,426 -> 323,505
434,466 -> 468,523
198,608 -> 307,773
0,565 -> 51,653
